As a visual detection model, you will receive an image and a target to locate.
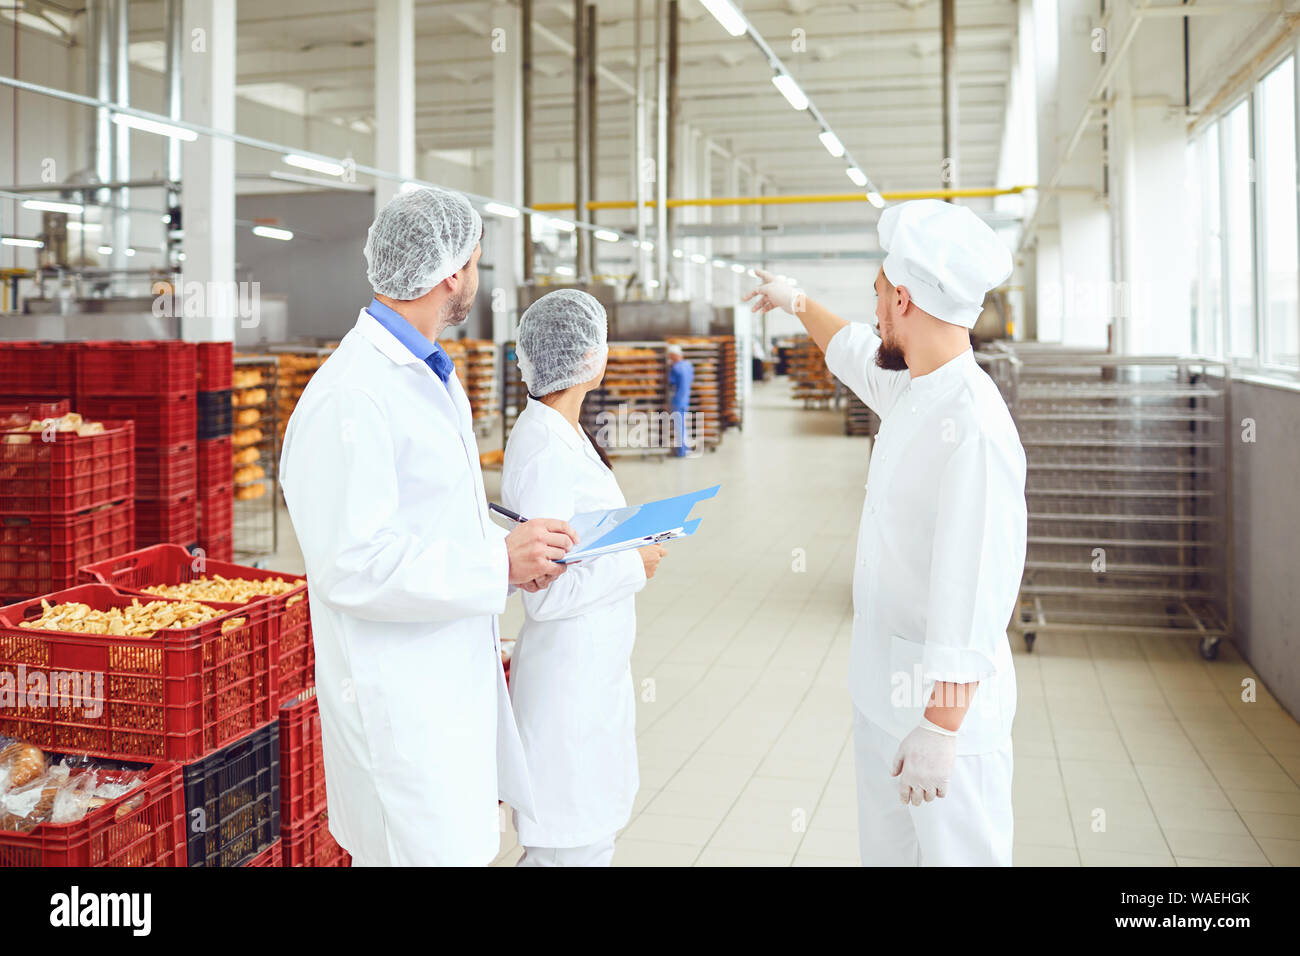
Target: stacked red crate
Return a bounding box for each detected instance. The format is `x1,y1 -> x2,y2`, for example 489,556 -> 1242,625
0,394 -> 135,602
196,342 -> 234,562
76,341 -> 198,549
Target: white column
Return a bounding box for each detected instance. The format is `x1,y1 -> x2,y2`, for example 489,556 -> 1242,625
676,121 -> 694,299
1109,14 -> 1192,355
180,0 -> 236,341
374,0 -> 415,212
491,1 -> 523,342
726,157 -> 751,404
699,135 -> 712,304
1052,0 -> 1110,349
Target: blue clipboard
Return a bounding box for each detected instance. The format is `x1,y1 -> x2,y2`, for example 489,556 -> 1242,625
556,484 -> 720,564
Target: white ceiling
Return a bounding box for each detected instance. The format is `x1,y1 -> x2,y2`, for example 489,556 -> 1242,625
110,0 -> 1019,196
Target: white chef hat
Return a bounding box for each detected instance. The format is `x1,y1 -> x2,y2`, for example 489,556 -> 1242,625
878,199 -> 1014,329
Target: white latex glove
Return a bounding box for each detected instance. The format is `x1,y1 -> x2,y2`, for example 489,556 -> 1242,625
890,718 -> 958,807
742,269 -> 802,315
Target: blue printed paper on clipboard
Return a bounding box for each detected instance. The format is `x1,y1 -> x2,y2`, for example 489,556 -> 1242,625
557,484 -> 720,564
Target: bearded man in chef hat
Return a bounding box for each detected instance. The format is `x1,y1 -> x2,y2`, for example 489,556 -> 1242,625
744,199 -> 1027,867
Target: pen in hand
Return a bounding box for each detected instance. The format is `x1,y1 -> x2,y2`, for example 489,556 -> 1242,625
489,502 -> 528,524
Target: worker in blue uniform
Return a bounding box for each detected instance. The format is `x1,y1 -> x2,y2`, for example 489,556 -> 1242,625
667,344 -> 695,457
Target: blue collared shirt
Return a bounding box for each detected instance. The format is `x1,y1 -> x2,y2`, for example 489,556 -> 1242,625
365,297 -> 455,384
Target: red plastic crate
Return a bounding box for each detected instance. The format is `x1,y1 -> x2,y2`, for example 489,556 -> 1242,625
276,590 -> 314,705
0,760 -> 186,867
197,436 -> 232,493
0,398 -> 71,427
77,543 -> 311,704
282,813 -> 351,867
279,690 -> 326,828
134,494 -> 198,549
0,583 -> 277,762
0,500 -> 134,598
244,839 -> 282,867
134,443 -> 197,500
0,342 -> 77,397
0,420 -> 134,514
201,533 -> 233,564
76,340 -> 197,397
198,483 -> 233,541
78,395 -> 196,448
197,342 -> 233,392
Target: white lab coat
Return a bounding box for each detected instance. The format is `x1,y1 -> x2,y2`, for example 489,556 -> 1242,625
824,323 -> 1026,865
279,309 -> 533,867
501,398 -> 647,849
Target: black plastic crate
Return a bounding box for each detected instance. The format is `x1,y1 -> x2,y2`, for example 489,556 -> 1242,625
198,390 -> 233,441
182,719 -> 280,867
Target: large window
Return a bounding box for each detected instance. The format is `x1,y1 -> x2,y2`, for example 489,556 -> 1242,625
1221,100 -> 1256,361
1258,58 -> 1299,367
1188,126 -> 1223,357
1191,53 -> 1300,371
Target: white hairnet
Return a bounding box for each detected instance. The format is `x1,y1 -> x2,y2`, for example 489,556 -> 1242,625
517,289 -> 609,395
364,185 -> 483,300
878,199 -> 1013,329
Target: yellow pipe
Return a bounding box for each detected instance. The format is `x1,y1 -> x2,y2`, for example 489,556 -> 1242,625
532,184 -> 1035,212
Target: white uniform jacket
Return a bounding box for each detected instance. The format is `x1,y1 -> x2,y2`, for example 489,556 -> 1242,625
501,398 -> 647,847
279,308 -> 533,866
824,322 -> 1027,755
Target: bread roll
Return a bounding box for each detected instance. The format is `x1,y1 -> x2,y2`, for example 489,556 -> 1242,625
0,742 -> 46,789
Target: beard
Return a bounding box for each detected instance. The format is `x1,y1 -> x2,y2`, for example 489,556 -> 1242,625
441,285 -> 475,327
875,333 -> 908,371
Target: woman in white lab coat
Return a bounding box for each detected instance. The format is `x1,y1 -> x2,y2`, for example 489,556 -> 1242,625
503,290 -> 666,867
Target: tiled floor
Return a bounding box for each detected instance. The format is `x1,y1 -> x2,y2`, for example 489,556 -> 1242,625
270,379 -> 1300,867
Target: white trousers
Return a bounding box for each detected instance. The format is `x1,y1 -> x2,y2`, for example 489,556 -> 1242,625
853,708 -> 1014,867
516,835 -> 617,867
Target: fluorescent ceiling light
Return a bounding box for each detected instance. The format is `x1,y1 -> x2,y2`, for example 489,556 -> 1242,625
699,0 -> 747,37
555,265 -> 576,276
112,112 -> 198,142
23,198 -> 82,215
550,218 -> 577,232
731,263 -> 746,273
1,236 -> 43,249
846,167 -> 868,187
485,201 -> 520,218
673,248 -> 684,258
648,279 -> 661,289
97,245 -> 113,255
712,260 -> 727,269
67,221 -> 102,232
866,191 -> 885,209
283,154 -> 345,177
771,73 -> 809,111
819,130 -> 845,158
252,225 -> 294,241
691,253 -> 708,264
594,229 -> 621,243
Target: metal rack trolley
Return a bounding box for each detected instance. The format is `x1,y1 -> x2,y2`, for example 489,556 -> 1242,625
502,339 -> 672,461
231,353 -> 279,560
1007,348 -> 1233,660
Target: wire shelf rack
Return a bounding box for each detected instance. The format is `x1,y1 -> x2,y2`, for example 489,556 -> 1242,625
1003,347 -> 1233,659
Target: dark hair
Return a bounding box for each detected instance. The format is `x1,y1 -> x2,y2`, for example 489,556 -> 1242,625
582,423 -> 614,471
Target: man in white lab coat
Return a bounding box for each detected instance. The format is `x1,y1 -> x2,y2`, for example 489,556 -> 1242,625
280,186 -> 578,866
745,200 -> 1027,866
